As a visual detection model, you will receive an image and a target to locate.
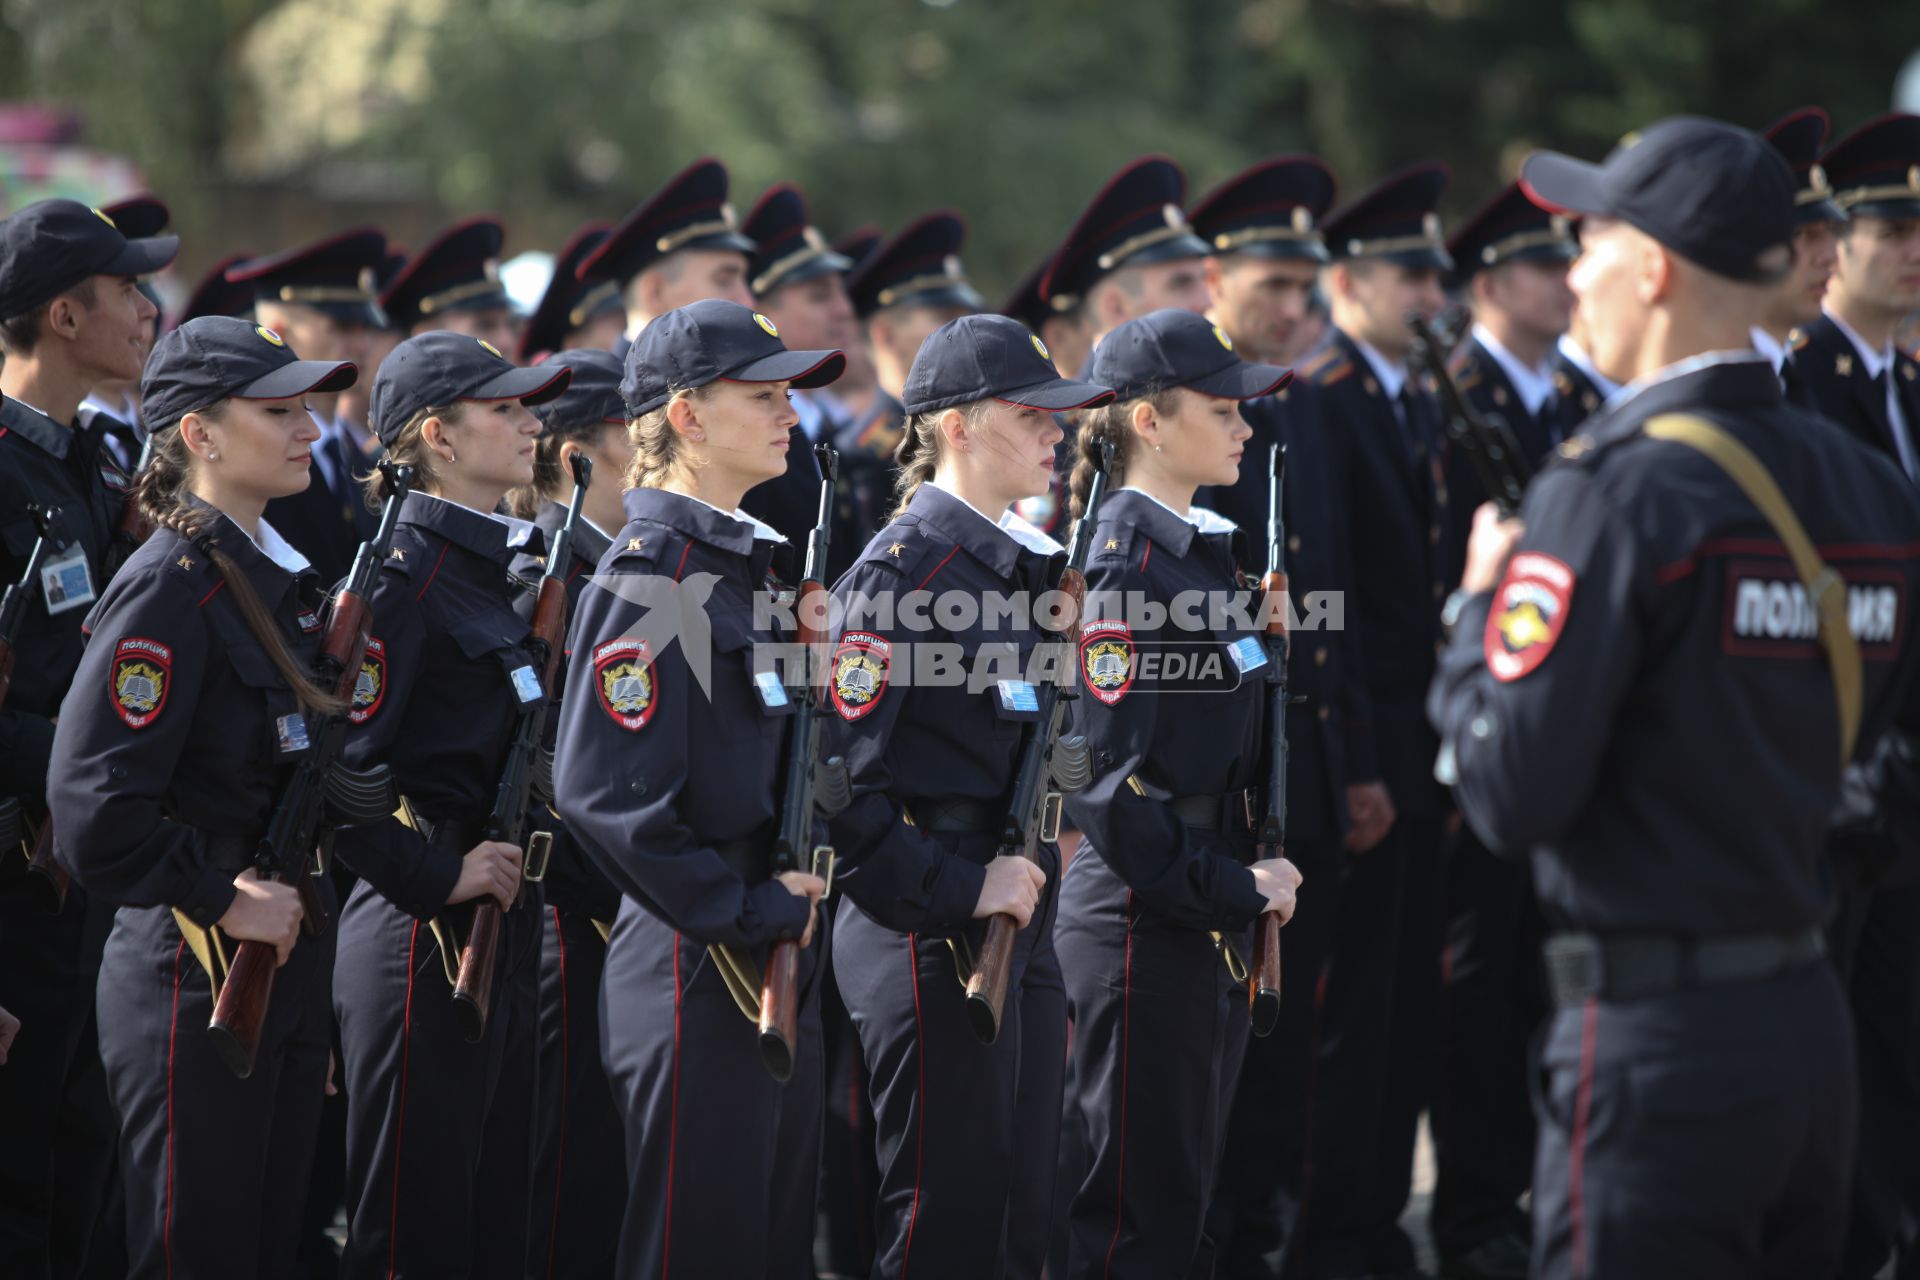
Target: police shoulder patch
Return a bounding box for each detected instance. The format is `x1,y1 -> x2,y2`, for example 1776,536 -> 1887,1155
348,637 -> 387,724
111,637 -> 172,728
1484,552 -> 1574,681
593,637 -> 657,731
830,630 -> 892,722
1079,618 -> 1135,705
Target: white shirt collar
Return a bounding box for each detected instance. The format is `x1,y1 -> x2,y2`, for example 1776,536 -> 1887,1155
924,477 -> 1052,553
417,491 -> 541,547
1352,338 -> 1408,401
1750,326 -> 1790,374
250,519 -> 312,575
1603,350 -> 1771,415
1118,484 -> 1239,535
1473,324 -> 1556,418
80,392 -> 139,424
675,489 -> 788,542
1556,335 -> 1620,397
1824,307 -> 1891,379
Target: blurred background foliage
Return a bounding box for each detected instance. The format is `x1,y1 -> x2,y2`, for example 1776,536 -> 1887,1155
1,0 -> 1915,293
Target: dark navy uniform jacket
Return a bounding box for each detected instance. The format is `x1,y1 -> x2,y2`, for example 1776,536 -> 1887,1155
1198,386 -> 1377,845
1430,355 -> 1920,936
1786,313 -> 1920,470
336,492 -> 549,921
509,501 -> 619,922
552,486 -> 813,948
1304,329 -> 1450,820
0,396 -> 120,801
1062,488 -> 1271,931
821,483 -> 1065,935
49,510 -> 325,926
1440,332 -> 1563,586
1549,346 -> 1608,444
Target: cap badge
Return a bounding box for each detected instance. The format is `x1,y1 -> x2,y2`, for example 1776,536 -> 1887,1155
1292,206 -> 1314,233
91,207 -> 117,229
356,266 -> 377,293
804,227 -> 828,252
1549,214 -> 1571,239
1837,353 -> 1854,378
720,202 -> 739,229
1618,130 -> 1643,150
477,338 -> 505,359
1162,204 -> 1184,230
1422,212 -> 1442,240
1212,324 -> 1234,351
1029,332 -> 1052,362
255,325 -> 286,348
944,254 -> 964,280
753,313 -> 780,337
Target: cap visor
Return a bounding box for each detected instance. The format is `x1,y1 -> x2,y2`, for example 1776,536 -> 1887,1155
728,348 -> 847,390
469,364 -> 574,407
999,376 -> 1114,412
1186,361 -> 1294,402
877,284 -> 984,315
687,230 -> 759,258
1795,198 -> 1848,226
101,234 -> 181,277
1234,240 -> 1331,264
1126,234 -> 1213,270
239,359 -> 358,400
1380,247 -> 1456,273
1518,152 -> 1610,219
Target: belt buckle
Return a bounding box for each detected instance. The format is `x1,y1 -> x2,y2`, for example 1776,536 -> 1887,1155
523,830 -> 553,883
1543,935 -> 1602,1003
810,845 -> 837,900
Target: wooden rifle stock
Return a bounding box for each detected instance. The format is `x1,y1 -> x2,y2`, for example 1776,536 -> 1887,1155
454,455 -> 590,1042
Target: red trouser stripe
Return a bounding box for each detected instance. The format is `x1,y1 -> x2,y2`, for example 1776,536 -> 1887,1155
1569,998 -> 1600,1279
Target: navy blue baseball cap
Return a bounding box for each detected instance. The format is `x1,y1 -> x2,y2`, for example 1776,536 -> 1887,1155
1764,107 -> 1847,226
1821,112 -> 1920,222
622,298 -> 845,417
368,331 -> 572,446
1190,155 -> 1338,263
903,313 -> 1113,416
141,316 -> 357,430
530,348 -> 627,434
1324,164 -> 1452,270
0,199 -> 180,320
1521,117 -> 1797,283
1091,309 -> 1292,403
381,216 -> 512,333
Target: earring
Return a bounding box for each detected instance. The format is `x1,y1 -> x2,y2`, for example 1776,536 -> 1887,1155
1154,443 -> 1163,453
208,449 -> 220,461
448,450 -> 458,464
689,431 -> 705,443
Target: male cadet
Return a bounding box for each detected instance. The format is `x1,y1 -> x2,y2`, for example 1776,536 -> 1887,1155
1752,109 -> 1847,383
225,228 -> 392,582
1178,154 -> 1402,1280
1416,180 -> 1582,1280
844,210 -> 984,450
0,198 -> 177,1280
1295,161 -> 1456,1279
82,194 -> 172,477
516,221 -> 624,362
1549,311 -> 1616,441
575,154 -> 758,360
1002,244 -> 1093,382
739,183 -> 878,576
1777,110 -> 1920,1280
1430,114 -> 1920,1280
381,215 -> 522,354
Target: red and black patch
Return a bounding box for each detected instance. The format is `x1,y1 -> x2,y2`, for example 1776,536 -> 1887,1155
110,637 -> 171,728
348,637 -> 386,724
296,609 -> 323,635
1721,555 -> 1905,660
830,631 -> 891,722
1079,619 -> 1135,705
1484,553 -> 1574,682
593,638 -> 657,732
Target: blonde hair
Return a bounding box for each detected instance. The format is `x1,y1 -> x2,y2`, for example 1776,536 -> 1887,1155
361,403 -> 457,506
138,405 -> 346,715
890,400 -> 996,517
623,384 -> 714,491
1067,390 -> 1178,520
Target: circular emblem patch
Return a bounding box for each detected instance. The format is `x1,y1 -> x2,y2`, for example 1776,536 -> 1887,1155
1078,619 -> 1135,706
476,338 -> 504,359
1030,333 -> 1051,362
753,313 -> 780,337
593,638 -> 657,732
1212,324 -> 1234,351
348,637 -> 386,724
255,325 -> 286,348
1485,552 -> 1574,682
830,631 -> 892,722
110,637 -> 171,728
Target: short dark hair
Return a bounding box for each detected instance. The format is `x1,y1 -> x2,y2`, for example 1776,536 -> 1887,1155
0,277 -> 99,357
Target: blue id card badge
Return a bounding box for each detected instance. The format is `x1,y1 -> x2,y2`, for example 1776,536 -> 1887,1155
39,544 -> 96,616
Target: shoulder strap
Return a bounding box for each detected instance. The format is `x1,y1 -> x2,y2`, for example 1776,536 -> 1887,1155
1643,413 -> 1861,764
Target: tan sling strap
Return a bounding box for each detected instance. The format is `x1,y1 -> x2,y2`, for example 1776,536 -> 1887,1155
1643,413 -> 1863,764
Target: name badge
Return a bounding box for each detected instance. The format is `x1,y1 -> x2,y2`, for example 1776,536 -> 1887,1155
996,679 -> 1040,717
1227,636 -> 1269,676
509,664 -> 545,705
274,712 -> 312,757
39,544 -> 96,616
755,670 -> 790,709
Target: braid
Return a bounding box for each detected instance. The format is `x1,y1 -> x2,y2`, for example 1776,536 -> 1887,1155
1068,390 -> 1174,521
624,385 -> 711,491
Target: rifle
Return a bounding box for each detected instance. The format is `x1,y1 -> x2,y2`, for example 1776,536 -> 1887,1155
962,441 -> 1111,1045
1250,446 -> 1291,1037
0,508 -> 57,868
105,432 -> 157,577
758,445 -> 851,1081
1407,311 -> 1531,518
451,452 -> 589,1042
207,464 -> 412,1077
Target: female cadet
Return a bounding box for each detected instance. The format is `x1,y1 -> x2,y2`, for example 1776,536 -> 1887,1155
506,348 -> 632,1279
48,315 -> 357,1277
553,298 -> 840,1279
821,312 -> 1113,1279
1054,308 -> 1304,1277
329,331 -> 571,1279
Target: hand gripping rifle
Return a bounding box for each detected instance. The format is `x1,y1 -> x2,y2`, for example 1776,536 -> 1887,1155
208,463 -> 413,1077
0,508 -> 56,875
758,444 -> 852,1081
1250,445 -> 1291,1037
452,452 -> 590,1042
963,441 -> 1112,1044
1407,312 -> 1530,518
